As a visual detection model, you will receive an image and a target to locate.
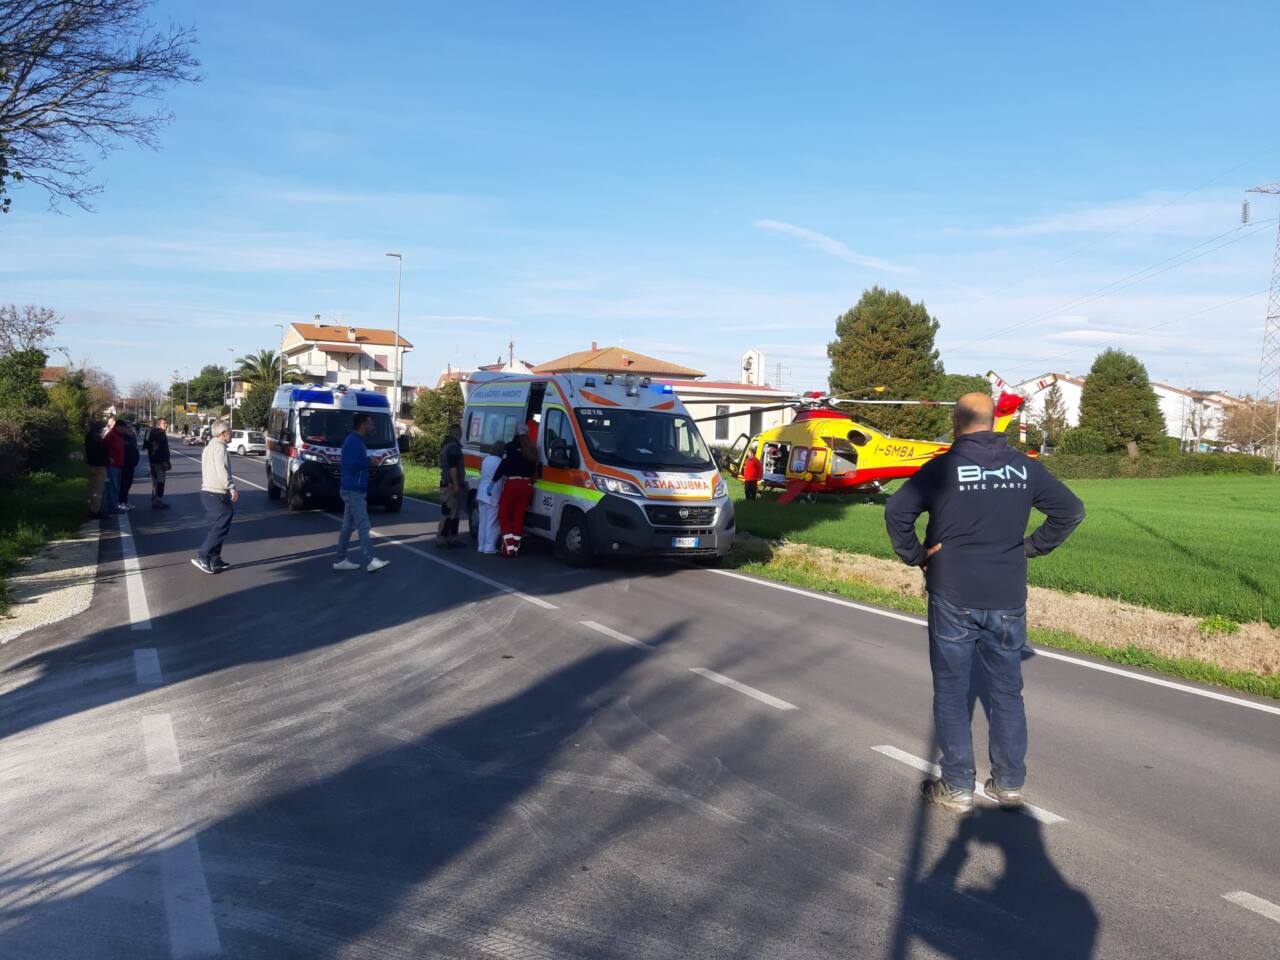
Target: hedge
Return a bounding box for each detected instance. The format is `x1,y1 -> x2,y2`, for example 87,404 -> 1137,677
1043,452 -> 1274,479
0,407 -> 73,479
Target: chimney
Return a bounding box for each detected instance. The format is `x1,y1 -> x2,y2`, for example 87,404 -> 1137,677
591,341 -> 598,352
347,327 -> 356,343
314,313 -> 321,323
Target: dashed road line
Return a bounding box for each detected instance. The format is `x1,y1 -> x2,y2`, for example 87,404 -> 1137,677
689,667 -> 798,711
140,714 -> 182,776
116,511 -> 152,630
134,648 -> 162,686
1223,890 -> 1280,925
160,838 -> 222,957
871,744 -> 1067,824
580,620 -> 653,649
708,567 -> 1280,718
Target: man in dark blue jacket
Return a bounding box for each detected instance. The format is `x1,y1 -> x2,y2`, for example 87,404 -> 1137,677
885,393 -> 1084,814
333,413 -> 389,573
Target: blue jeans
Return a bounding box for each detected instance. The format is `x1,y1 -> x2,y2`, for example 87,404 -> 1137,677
198,492 -> 234,564
927,593 -> 1028,793
337,490 -> 374,564
104,467 -> 122,514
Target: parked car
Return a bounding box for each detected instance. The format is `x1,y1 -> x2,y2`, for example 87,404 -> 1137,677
228,429 -> 266,456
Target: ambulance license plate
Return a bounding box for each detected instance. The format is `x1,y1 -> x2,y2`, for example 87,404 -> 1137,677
671,537 -> 701,549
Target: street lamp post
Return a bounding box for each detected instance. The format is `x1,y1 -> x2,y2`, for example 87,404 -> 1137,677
226,348 -> 236,429
272,323 -> 286,386
386,252 -> 403,428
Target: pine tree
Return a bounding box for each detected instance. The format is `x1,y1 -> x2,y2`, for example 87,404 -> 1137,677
1039,382 -> 1069,445
1077,349 -> 1165,451
827,287 -> 945,438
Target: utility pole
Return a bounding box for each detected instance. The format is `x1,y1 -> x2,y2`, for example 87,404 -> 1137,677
386,252 -> 403,427
1246,181 -> 1280,469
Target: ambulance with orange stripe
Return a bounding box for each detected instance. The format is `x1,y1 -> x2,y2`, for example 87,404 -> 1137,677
461,372 -> 735,563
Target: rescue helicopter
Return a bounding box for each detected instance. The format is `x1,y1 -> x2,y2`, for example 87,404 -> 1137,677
700,372 -> 1057,503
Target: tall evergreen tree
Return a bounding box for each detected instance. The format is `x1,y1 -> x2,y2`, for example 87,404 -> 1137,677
1039,382 -> 1069,445
1078,349 -> 1165,451
827,287 -> 946,438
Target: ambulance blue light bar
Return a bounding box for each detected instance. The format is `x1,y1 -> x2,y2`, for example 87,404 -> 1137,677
288,387 -> 391,408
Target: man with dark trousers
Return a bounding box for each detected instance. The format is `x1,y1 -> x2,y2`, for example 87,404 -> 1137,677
144,418 -> 172,509
192,420 -> 238,574
884,393 -> 1085,814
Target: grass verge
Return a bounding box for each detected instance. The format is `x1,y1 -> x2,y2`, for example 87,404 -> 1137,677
724,541 -> 1280,701
402,463 -> 442,503
0,468 -> 90,614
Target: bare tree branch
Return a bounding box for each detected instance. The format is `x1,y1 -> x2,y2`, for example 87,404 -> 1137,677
0,301 -> 59,352
0,0 -> 200,213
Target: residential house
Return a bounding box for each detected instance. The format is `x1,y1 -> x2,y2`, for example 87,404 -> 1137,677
40,366 -> 67,388
282,319 -> 414,421
1016,372 -> 1242,448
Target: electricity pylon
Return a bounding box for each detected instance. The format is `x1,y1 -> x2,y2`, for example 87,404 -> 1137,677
1246,181 -> 1280,469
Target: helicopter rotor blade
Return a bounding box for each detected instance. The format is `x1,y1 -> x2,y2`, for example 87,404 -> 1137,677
829,398 -> 957,407
693,402 -> 799,423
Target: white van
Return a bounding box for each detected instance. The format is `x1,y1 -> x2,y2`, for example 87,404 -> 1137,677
263,385 -> 406,511
461,372 -> 734,563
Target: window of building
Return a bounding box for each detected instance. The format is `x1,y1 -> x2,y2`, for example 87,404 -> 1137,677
715,405 -> 730,441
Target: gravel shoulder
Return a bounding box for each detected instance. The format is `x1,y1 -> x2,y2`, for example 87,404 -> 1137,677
0,521 -> 101,646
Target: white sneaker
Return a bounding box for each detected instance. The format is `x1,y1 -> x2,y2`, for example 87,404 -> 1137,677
332,559 -> 360,571
366,558 -> 390,573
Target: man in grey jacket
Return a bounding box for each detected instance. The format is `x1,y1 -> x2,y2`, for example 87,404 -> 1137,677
193,420 -> 239,574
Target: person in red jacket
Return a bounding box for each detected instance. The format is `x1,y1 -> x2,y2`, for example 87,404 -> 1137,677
102,417 -> 126,515
492,424 -> 537,556
741,451 -> 763,500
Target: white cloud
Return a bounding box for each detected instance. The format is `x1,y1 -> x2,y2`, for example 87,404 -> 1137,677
753,219 -> 913,274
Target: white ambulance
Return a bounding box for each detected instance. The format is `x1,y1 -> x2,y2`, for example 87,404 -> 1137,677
263,385 -> 406,512
461,372 -> 734,563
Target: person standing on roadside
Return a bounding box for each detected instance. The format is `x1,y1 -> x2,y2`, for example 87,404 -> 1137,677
85,420 -> 110,518
192,420 -> 238,574
333,413 -> 389,573
494,423 -> 537,557
436,423 -> 467,550
118,420 -> 140,511
145,418 -> 172,509
884,392 -> 1085,815
476,439 -> 505,554
102,416 -> 125,515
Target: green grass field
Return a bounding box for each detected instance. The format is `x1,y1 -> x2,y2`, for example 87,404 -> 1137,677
0,468 -> 90,613
402,463 -> 441,502
730,475 -> 1280,626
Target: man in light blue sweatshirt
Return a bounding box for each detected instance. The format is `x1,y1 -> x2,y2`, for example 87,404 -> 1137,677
334,413 -> 389,573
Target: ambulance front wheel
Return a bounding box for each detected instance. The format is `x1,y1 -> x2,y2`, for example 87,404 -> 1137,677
555,508 -> 594,566
266,467 -> 281,501
468,497 -> 480,541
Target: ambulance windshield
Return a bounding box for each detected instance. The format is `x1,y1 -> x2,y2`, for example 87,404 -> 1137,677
574,408 -> 714,471
299,409 -> 396,449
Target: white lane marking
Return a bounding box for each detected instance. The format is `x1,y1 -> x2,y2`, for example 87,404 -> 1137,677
116,511 -> 152,630
367,527 -> 558,610
709,567 -> 925,625
871,744 -> 1067,824
709,567 -> 1280,718
160,838 -> 222,957
581,620 -> 653,649
1223,890 -> 1280,925
689,667 -> 798,711
140,714 -> 182,776
134,648 -> 162,686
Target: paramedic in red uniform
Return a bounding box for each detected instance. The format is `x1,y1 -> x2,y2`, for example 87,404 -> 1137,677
493,423 -> 537,556
741,451 -> 763,500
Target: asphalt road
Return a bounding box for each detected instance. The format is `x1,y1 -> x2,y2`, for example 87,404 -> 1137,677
1,450 -> 1277,959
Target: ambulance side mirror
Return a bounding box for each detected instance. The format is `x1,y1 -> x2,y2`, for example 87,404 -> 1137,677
397,435 -> 411,454
548,438 -> 573,469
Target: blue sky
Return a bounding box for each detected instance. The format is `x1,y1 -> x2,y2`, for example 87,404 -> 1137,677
4,0 -> 1278,397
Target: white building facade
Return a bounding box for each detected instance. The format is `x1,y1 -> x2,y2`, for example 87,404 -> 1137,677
1015,372 -> 1239,448
282,320 -> 414,419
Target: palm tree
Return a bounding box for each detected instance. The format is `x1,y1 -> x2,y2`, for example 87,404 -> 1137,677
235,349 -> 302,388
